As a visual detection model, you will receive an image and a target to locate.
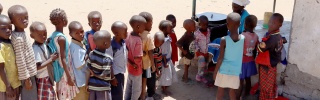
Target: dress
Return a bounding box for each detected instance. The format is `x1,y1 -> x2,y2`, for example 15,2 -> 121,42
159,36 -> 177,86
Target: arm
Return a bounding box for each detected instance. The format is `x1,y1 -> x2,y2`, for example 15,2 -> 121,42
37,53 -> 59,70
213,38 -> 226,80
148,50 -> 155,72
57,37 -> 75,86
176,38 -> 187,55
88,34 -> 96,51
12,38 -> 28,80
0,63 -> 14,97
258,37 -> 276,52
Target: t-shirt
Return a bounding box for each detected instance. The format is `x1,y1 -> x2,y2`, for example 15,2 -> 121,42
169,31 -> 178,62
176,32 -> 195,59
0,40 -> 21,92
153,47 -> 163,70
11,31 -> 37,80
32,43 -> 49,78
69,39 -> 87,87
258,32 -> 282,67
87,50 -> 113,91
242,31 -> 259,63
194,28 -> 210,54
125,32 -> 143,76
139,31 -> 155,69
111,38 -> 127,75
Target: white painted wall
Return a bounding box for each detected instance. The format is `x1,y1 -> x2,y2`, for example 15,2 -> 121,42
288,0 -> 320,78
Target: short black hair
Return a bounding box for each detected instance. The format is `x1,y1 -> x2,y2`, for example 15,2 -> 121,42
68,21 -> 82,34
30,21 -> 45,33
139,12 -> 153,22
272,13 -> 284,24
245,15 -> 257,29
129,15 -> 146,27
166,14 -> 176,20
88,11 -> 102,21
158,20 -> 172,31
199,15 -> 209,22
8,5 -> 27,20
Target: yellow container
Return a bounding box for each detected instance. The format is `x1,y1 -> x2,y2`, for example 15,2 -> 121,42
263,12 -> 273,29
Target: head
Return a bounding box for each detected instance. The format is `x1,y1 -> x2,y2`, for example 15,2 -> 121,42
226,12 -> 241,32
50,8 -> 68,27
232,0 -> 250,14
198,15 -> 209,31
268,13 -> 283,32
129,15 -> 147,34
8,5 -> 28,29
244,15 -> 257,31
30,22 -> 47,44
166,14 -> 176,28
183,19 -> 196,33
154,32 -> 165,48
111,21 -> 128,40
68,21 -> 84,42
0,3 -> 3,14
88,11 -> 102,31
0,15 -> 12,39
139,12 -> 153,32
159,20 -> 173,36
93,30 -> 111,50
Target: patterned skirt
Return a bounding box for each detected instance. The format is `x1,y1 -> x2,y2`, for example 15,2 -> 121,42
37,77 -> 56,100
259,65 -> 277,100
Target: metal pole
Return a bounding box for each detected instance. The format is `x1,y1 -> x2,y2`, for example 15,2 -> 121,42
273,0 -> 276,13
192,0 -> 196,19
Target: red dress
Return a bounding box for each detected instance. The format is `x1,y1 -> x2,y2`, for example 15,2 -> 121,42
169,31 -> 178,65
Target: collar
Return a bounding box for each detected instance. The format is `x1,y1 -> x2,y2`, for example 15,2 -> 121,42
111,37 -> 125,50
71,38 -> 85,49
0,38 -> 11,43
164,36 -> 172,42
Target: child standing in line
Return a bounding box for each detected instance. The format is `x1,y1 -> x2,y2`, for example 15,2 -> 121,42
214,13 -> 244,100
153,32 -> 165,80
68,21 -> 89,100
177,19 -> 196,82
0,15 -> 21,100
194,15 -> 210,83
237,15 -> 259,98
30,22 -> 58,100
158,20 -> 178,96
138,12 -> 156,100
8,5 -> 38,100
124,15 -> 146,100
110,21 -> 128,100
87,30 -> 115,100
257,13 -> 284,100
48,8 -> 78,100
84,11 -> 103,52
166,14 -> 178,65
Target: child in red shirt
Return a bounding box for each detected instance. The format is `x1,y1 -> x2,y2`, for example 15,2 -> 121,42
166,14 -> 178,65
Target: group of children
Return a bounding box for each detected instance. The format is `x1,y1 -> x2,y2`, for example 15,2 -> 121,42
0,2 -> 285,100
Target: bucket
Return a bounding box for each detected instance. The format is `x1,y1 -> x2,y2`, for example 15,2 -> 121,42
263,12 -> 273,29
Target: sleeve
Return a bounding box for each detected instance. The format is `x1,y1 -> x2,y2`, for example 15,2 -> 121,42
88,34 -> 96,50
194,33 -> 200,52
72,48 -> 85,70
258,37 -> 276,52
12,38 -> 29,80
0,51 -> 5,63
33,47 -> 43,63
134,40 -> 143,57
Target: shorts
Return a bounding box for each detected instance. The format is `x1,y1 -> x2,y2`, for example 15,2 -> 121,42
214,72 -> 240,89
142,67 -> 152,78
182,57 -> 192,65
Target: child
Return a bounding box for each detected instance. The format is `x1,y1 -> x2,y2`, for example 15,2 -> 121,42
84,11 -> 102,52
0,15 -> 21,100
177,19 -> 196,82
138,12 -> 156,100
153,32 -> 165,80
166,14 -> 178,65
8,5 -> 38,100
87,30 -> 115,100
194,15 -> 210,83
213,13 -> 244,100
237,15 -> 259,98
232,0 -> 250,33
110,21 -> 128,100
158,20 -> 178,95
257,13 -> 284,100
124,15 -> 146,100
30,22 -> 58,100
68,21 -> 89,100
48,8 -> 78,100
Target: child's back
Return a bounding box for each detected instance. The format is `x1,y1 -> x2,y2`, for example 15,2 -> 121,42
126,32 -> 143,75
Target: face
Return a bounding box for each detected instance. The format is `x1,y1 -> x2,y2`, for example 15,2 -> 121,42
118,27 -> 128,39
163,25 -> 173,36
32,26 -> 47,44
187,23 -> 196,32
199,20 -> 208,31
145,20 -> 153,32
168,18 -> 176,28
71,27 -> 84,42
101,36 -> 111,50
11,11 -> 29,29
0,20 -> 12,39
268,16 -> 282,32
89,17 -> 102,31
232,3 -> 244,14
137,22 -> 146,33
154,38 -> 164,48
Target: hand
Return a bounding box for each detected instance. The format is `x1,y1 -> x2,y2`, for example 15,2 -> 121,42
24,79 -> 32,90
6,86 -> 14,98
85,85 -> 89,92
132,64 -> 138,70
164,64 -> 169,68
89,69 -> 94,77
84,54 -> 89,61
67,77 -> 75,86
111,78 -> 118,86
50,53 -> 59,61
259,42 -> 266,48
151,66 -> 156,73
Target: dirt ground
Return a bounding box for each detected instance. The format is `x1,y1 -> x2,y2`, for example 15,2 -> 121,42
1,0 -> 294,100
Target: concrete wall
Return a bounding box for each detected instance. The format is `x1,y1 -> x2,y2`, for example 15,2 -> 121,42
284,0 -> 320,99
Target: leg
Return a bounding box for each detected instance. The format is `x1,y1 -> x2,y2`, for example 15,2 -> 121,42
236,79 -> 244,100
216,87 -> 225,100
229,88 -> 237,100
183,64 -> 189,82
196,56 -> 205,82
111,74 -> 124,100
140,77 -> 147,100
147,72 -> 156,97
124,74 -> 133,100
244,78 -> 252,95
131,75 -> 142,100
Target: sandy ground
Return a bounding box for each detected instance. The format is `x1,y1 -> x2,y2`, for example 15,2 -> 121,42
1,0 -> 294,100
